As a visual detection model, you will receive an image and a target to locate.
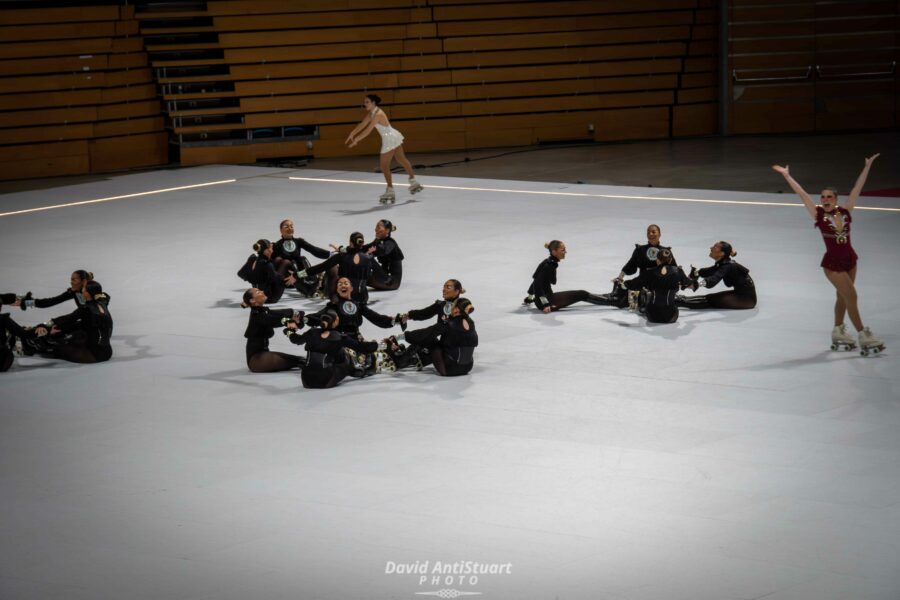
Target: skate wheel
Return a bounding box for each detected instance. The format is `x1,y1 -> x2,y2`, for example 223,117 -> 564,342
860,349 -> 869,357
830,344 -> 838,351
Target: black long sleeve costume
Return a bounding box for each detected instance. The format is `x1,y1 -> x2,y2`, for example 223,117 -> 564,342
364,236 -> 404,291
407,298 -> 456,325
238,255 -> 288,303
314,297 -> 395,338
621,243 -> 676,288
244,306 -> 304,372
306,249 -> 374,300
289,327 -> 378,388
678,258 -> 756,310
273,237 -> 330,296
625,265 -> 692,323
528,256 -> 603,311
397,315 -> 479,376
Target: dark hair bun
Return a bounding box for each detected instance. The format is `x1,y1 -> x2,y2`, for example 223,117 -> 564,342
253,239 -> 271,253
366,93 -> 382,106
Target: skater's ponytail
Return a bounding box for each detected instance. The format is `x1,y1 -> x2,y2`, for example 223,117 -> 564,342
366,93 -> 382,106
319,309 -> 339,329
349,231 -> 365,248
253,239 -> 271,255
74,269 -> 93,282
545,240 -> 563,253
657,248 -> 674,265
717,241 -> 737,258
378,219 -> 396,233
455,297 -> 475,315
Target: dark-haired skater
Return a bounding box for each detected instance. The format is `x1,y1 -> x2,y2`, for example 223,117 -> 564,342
287,310 -> 380,389
240,287 -> 305,373
299,232 -> 374,301
314,277 -> 397,339
625,248 -> 692,324
603,224 -> 676,306
364,219 -> 404,291
272,219 -> 330,297
385,298 -> 478,376
346,94 -> 423,204
400,279 -> 464,327
524,241 -> 607,312
237,239 -> 296,304
678,241 -> 757,310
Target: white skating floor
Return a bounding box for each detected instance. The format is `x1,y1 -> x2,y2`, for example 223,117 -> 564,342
1,165 -> 899,600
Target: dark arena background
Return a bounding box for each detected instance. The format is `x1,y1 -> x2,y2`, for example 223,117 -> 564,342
1,1 -> 899,599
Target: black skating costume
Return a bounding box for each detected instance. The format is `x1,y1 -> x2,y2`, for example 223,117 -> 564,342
391,314 -> 478,376
244,306 -> 305,372
273,236 -> 329,296
528,256 -> 605,311
626,265 -> 692,323
314,296 -> 395,339
288,327 -> 378,389
622,242 -> 677,288
237,254 -> 288,303
305,248 -> 375,301
679,258 -> 757,309
364,236 -> 404,291
407,298 -> 456,326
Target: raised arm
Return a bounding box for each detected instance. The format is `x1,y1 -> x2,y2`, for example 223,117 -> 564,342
772,165 -> 817,219
844,154 -> 879,212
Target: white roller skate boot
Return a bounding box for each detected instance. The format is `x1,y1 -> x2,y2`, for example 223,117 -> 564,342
379,186 -> 396,205
830,323 -> 857,351
858,327 -> 885,356
408,176 -> 423,195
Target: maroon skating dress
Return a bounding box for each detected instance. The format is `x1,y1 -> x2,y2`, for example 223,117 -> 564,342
814,206 -> 858,272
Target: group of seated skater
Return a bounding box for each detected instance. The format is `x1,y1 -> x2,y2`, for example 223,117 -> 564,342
238,217 -> 479,388
1,270 -> 113,372
524,224 -> 756,323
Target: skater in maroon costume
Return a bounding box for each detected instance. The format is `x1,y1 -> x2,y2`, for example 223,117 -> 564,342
772,155 -> 885,354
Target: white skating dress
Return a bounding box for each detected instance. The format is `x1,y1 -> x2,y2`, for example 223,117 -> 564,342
372,110 -> 404,154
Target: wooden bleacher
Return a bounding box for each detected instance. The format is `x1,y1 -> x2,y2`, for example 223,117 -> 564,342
139,0 -> 719,166
0,5 -> 167,181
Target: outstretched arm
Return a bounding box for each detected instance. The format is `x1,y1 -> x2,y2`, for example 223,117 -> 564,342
772,165 -> 817,219
348,120 -> 377,147
845,154 -> 879,212
345,114 -> 372,144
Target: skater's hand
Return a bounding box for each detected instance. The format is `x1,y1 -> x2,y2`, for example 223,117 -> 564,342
33,325 -> 48,336
344,134 -> 353,145
12,297 -> 21,307
285,321 -> 299,331
50,325 -> 61,335
865,153 -> 880,166
348,137 -> 358,148
771,164 -> 789,176
543,306 -> 553,314
285,274 -> 297,286
366,246 -> 377,255
398,313 -> 408,325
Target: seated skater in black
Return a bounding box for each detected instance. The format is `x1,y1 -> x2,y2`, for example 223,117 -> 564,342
385,298 -> 478,376
287,309 -> 380,389
525,241 -> 607,312
364,219 -> 404,291
600,224 -> 677,307
399,279 -> 464,328
313,276 -> 398,339
237,239 -> 296,304
3,280 -> 113,364
625,248 -> 693,323
3,269 -> 95,312
678,241 -> 757,310
272,218 -> 330,297
241,287 -> 306,373
299,232 -> 374,301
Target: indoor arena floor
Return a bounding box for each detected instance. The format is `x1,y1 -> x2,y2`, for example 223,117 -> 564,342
1,165 -> 899,600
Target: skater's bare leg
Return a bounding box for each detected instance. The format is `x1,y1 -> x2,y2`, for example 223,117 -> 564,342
394,145 -> 415,178
824,268 -> 863,331
380,151 -> 395,188
833,266 -> 857,326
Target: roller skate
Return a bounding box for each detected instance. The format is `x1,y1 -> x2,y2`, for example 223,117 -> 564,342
522,294 -> 534,306
627,290 -> 641,311
408,177 -> 423,195
858,327 -> 885,357
379,186 -> 396,205
830,324 -> 857,352
375,350 -> 397,373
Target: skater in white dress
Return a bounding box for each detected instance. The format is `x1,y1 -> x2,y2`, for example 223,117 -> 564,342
346,94 -> 423,204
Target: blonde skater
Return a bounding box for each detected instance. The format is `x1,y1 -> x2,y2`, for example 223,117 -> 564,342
346,94 -> 423,204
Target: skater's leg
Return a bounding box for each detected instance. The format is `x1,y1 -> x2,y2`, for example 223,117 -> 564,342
832,266 -> 856,326
380,151 -> 394,188
248,351 -> 304,373
549,290 -> 589,310
394,145 -> 415,178
824,268 -> 863,331
431,347 -> 449,376
706,290 -> 757,310
367,262 -> 399,291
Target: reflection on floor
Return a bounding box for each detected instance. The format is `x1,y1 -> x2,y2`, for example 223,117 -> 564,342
1,166 -> 898,600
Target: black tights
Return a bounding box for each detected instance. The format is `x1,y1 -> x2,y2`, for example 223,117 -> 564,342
544,290 -> 611,311
680,290 -> 756,310
368,263 -> 402,291
301,363 -> 352,389
247,350 -> 304,373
